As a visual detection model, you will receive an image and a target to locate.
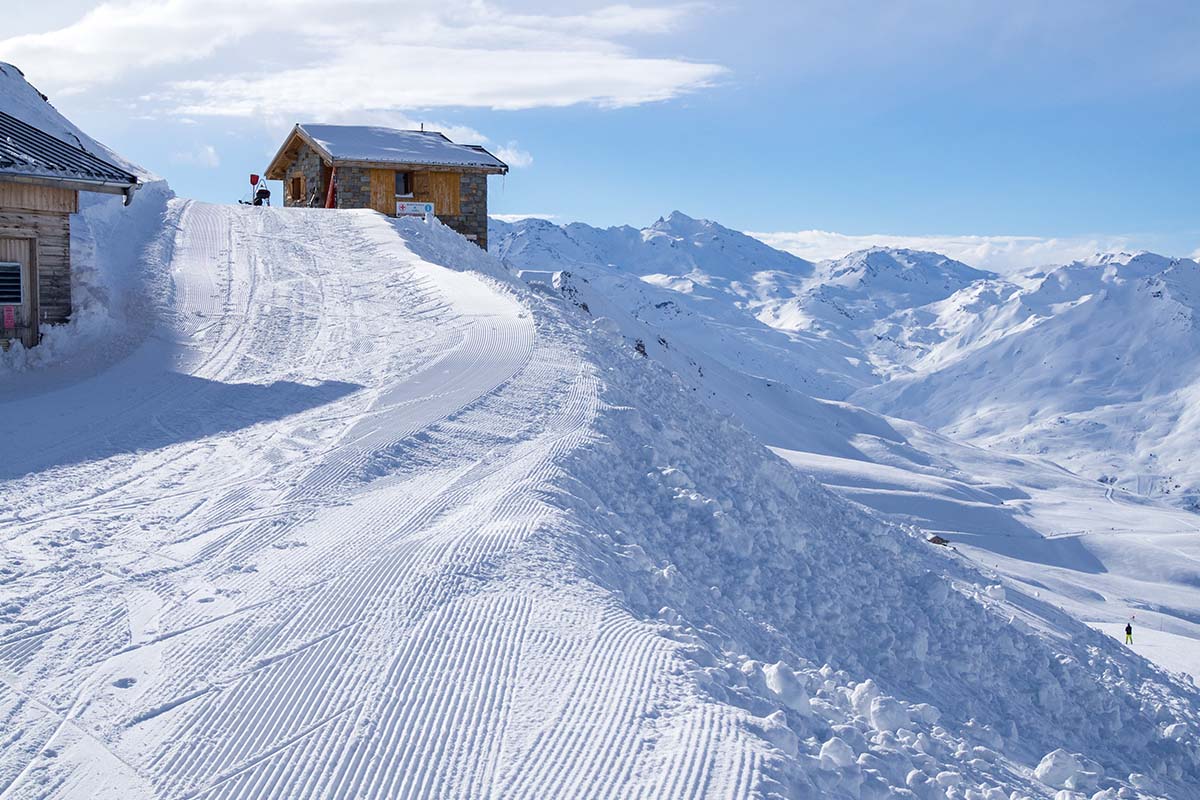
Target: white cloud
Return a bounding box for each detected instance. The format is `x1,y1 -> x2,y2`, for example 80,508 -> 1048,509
0,0 -> 294,87
493,143 -> 533,169
491,213 -> 559,222
171,143 -> 221,168
0,1 -> 724,115
747,229 -> 1137,273
169,46 -> 722,117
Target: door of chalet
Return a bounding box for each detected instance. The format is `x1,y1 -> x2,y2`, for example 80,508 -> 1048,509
0,237 -> 37,349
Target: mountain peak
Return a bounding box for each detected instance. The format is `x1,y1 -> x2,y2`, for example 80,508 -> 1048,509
827,247 -> 997,284
651,210 -> 712,235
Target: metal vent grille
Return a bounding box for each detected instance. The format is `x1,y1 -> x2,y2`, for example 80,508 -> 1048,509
0,262 -> 22,305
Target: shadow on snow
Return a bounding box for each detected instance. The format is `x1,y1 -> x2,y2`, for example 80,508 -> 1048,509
0,370 -> 360,482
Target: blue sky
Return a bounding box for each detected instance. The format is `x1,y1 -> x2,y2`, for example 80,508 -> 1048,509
3,1 -> 1198,267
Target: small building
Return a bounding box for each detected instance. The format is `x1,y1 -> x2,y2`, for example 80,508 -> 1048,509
0,110 -> 139,349
263,124 -> 508,249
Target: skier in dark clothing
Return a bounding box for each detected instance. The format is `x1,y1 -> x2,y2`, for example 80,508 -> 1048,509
1125,622 -> 1133,645
253,184 -> 271,206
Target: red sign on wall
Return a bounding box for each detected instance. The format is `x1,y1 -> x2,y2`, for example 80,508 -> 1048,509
2,306 -> 14,329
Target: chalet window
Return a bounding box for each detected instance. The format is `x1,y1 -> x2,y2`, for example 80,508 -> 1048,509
291,176 -> 305,202
395,171 -> 413,197
0,262 -> 21,305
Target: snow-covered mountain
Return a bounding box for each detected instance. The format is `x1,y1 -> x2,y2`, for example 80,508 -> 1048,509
492,213 -> 1200,764
494,215 -> 1200,511
857,251 -> 1200,508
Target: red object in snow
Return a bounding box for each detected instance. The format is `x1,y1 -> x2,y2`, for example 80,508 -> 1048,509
325,166 -> 337,209
250,173 -> 260,187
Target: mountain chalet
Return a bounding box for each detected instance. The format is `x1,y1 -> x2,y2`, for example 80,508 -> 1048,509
264,124 -> 508,249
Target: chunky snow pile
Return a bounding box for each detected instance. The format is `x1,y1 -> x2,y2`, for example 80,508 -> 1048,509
0,63 -> 170,375
554,283 -> 1200,797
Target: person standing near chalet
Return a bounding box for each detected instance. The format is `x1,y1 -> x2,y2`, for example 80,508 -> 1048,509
1125,622 -> 1133,645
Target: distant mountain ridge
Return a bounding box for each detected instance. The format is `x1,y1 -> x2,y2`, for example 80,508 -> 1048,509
491,212 -> 1200,508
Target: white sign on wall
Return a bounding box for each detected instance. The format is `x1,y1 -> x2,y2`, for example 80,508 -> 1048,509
396,201 -> 435,216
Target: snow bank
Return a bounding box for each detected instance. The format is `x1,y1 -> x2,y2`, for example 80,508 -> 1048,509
553,330 -> 1200,792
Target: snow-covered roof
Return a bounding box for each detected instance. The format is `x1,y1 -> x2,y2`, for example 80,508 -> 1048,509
267,124 -> 508,177
0,109 -> 139,196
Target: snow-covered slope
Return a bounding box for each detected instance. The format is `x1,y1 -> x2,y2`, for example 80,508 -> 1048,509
492,217 -> 1200,655
4,199 -> 1200,797
856,252 -> 1200,508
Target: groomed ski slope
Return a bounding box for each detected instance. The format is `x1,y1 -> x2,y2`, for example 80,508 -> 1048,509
3,202 -> 1200,799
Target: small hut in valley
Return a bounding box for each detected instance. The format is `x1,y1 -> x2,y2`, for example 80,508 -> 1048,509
264,124 -> 508,249
0,110 -> 139,349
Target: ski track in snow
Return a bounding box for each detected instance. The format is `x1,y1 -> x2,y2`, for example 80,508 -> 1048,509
0,202 -> 763,799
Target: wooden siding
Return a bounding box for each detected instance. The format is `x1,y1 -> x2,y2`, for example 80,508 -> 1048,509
367,169 -> 462,217
368,169 -> 394,215
0,207 -> 72,328
412,171 -> 461,216
0,181 -> 78,214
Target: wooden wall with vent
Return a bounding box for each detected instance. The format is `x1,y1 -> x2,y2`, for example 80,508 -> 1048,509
369,169 -> 461,216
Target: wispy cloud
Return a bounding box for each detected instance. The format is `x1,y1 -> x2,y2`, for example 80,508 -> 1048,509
748,229 -> 1137,273
0,1 -> 724,115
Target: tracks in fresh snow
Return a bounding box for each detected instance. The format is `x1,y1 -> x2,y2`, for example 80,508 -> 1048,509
0,203 -> 764,798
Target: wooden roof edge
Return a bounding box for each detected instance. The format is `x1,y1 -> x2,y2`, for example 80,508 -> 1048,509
0,172 -> 141,204
263,125 -> 334,180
